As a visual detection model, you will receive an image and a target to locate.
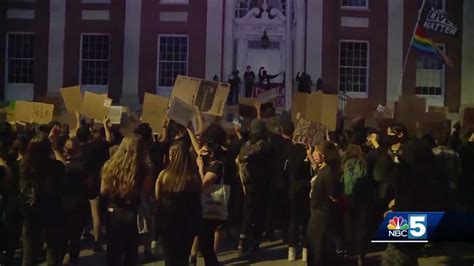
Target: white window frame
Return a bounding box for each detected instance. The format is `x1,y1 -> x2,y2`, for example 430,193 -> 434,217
341,0 -> 369,10
79,33 -> 110,93
160,0 -> 189,5
415,43 -> 445,99
5,32 -> 35,85
338,40 -> 370,98
156,34 -> 189,96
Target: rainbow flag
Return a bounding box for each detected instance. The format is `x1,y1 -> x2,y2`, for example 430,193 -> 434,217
412,25 -> 453,67
412,26 -> 437,55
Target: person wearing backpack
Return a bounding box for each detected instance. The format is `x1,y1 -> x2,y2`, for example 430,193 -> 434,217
341,144 -> 372,266
236,119 -> 272,256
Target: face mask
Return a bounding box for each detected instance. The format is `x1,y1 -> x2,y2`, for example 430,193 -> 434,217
381,134 -> 399,146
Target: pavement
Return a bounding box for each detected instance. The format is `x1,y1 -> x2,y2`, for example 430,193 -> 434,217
37,240 -> 474,266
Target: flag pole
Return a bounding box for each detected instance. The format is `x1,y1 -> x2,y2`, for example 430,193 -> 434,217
396,0 -> 427,100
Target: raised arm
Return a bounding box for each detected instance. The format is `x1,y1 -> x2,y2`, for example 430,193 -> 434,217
255,100 -> 261,119
49,125 -> 67,164
195,108 -> 204,135
103,116 -> 112,143
186,127 -> 202,155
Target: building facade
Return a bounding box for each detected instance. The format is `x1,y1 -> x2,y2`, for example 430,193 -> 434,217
0,0 -> 473,114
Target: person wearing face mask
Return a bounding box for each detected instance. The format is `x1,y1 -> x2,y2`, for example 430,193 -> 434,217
195,142 -> 226,266
305,142 -> 342,266
367,123 -> 407,240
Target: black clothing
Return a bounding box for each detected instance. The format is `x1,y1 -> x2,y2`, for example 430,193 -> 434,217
157,190 -> 201,266
82,140 -> 110,199
244,70 -> 256,97
106,207 -> 139,266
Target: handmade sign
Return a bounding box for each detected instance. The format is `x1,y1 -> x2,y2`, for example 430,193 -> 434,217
428,106 -> 448,118
60,85 -> 82,113
15,101 -> 54,124
79,91 -> 112,121
167,97 -> 196,127
293,92 -> 338,130
463,107 -> 474,130
253,84 -> 285,108
108,106 -> 124,125
292,118 -> 327,146
344,98 -> 378,120
171,75 -> 230,116
37,95 -> 63,115
256,87 -> 279,104
395,95 -> 426,134
142,93 -> 169,134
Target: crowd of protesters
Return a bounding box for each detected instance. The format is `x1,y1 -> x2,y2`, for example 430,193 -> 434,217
1,101 -> 474,266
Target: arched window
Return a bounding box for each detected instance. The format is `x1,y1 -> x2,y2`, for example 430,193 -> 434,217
235,0 -> 288,18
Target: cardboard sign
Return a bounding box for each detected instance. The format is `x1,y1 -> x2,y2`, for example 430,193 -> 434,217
15,101 -> 54,124
463,107 -> 474,130
293,118 -> 327,146
79,91 -> 111,121
142,93 -> 169,134
108,106 -> 124,125
344,98 -> 378,119
171,75 -> 230,116
167,97 -> 196,126
37,95 -> 63,115
428,106 -> 448,118
395,95 -> 426,134
60,86 -> 82,113
420,112 -> 449,137
293,92 -> 338,130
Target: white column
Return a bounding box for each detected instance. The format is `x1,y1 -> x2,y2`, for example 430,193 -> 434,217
294,0 -> 305,74
47,0 -> 66,94
236,36 -> 247,97
386,0 -> 404,107
306,0 -> 322,79
285,0 -> 293,110
122,0 -> 141,107
222,0 -> 235,81
205,0 -> 224,80
462,0 -> 474,106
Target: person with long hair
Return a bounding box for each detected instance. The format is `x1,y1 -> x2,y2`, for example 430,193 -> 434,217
20,133 -> 66,266
340,144 -> 373,266
155,143 -> 202,266
306,142 -> 341,266
101,135 -> 151,266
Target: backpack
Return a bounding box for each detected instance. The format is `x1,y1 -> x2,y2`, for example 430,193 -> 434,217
237,139 -> 265,185
342,158 -> 366,196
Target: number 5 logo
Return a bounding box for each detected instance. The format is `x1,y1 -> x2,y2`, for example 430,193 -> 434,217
408,215 -> 427,239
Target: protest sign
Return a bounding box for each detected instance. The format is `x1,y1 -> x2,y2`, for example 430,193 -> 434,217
463,107 -> 474,130
344,98 -> 378,120
257,87 -> 279,104
108,106 -> 124,125
420,111 -> 450,137
168,97 -> 196,127
15,101 -> 54,124
293,118 -> 327,146
428,106 -> 448,118
142,93 -> 169,134
37,95 -> 63,115
60,85 -> 82,113
395,95 -> 426,134
171,75 -> 230,116
79,91 -> 112,121
298,92 -> 338,131
291,92 -> 309,122
423,8 -> 458,36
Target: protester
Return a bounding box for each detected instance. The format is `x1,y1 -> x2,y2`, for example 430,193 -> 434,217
20,133 -> 66,266
306,142 -> 341,266
228,70 -> 241,105
156,143 -> 201,266
100,135 -> 152,266
244,66 -> 256,97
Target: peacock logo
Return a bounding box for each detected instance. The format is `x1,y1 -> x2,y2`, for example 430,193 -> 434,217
387,216 -> 409,230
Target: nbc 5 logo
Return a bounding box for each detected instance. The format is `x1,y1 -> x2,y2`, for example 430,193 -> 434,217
387,214 -> 427,240
408,214 -> 427,239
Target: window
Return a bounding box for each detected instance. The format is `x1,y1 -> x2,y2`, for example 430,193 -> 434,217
158,35 -> 188,88
339,41 -> 369,95
416,44 -> 445,96
80,34 -> 110,86
341,0 -> 368,8
235,0 -> 287,18
6,33 -> 35,84
160,0 -> 188,4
